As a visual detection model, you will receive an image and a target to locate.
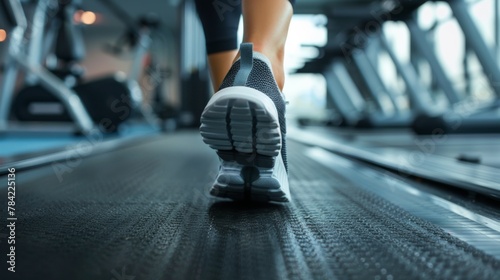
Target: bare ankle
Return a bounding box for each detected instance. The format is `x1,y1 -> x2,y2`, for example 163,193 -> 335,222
253,47 -> 286,91
271,58 -> 285,91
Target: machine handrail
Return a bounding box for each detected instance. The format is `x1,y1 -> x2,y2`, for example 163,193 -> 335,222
1,0 -> 28,29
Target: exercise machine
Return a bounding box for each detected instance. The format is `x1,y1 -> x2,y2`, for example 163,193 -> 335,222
0,0 -> 94,134
412,0 -> 500,134
1,0 -> 171,133
295,0 -> 430,129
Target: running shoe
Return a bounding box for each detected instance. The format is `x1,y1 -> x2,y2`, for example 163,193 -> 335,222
200,43 -> 290,202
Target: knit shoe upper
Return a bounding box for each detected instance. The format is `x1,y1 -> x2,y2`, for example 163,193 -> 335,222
219,46 -> 288,172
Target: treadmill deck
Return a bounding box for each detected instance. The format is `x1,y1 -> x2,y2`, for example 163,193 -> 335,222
1,131 -> 499,280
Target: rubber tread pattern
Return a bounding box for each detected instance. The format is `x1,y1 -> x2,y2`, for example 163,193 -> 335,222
1,132 -> 499,280
200,98 -> 281,158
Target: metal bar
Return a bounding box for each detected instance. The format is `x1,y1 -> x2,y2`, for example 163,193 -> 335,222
450,0 -> 500,97
323,60 -> 363,126
128,28 -> 152,83
332,59 -> 366,112
352,48 -> 398,114
0,1 -> 26,130
464,42 -> 472,97
28,0 -> 50,70
0,63 -> 20,130
406,15 -> 461,105
379,34 -> 432,112
26,0 -> 51,84
3,0 -> 27,28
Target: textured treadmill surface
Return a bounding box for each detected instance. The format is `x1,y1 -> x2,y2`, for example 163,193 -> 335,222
1,132 -> 499,280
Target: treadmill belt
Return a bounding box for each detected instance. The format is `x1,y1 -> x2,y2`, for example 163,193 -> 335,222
1,132 -> 499,280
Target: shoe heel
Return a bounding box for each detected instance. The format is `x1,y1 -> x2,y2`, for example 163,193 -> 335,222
200,87 -> 282,165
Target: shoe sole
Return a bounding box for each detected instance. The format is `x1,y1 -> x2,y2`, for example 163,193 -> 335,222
200,86 -> 290,202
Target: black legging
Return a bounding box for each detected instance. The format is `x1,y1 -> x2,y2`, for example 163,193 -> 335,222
195,0 -> 295,54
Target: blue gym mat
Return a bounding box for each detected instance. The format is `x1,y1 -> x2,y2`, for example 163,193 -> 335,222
0,122 -> 160,159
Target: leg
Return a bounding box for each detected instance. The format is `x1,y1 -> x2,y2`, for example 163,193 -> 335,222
198,0 -> 295,203
195,0 -> 294,91
195,0 -> 242,91
240,0 -> 293,90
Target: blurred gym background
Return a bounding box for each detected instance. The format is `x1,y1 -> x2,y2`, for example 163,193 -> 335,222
1,1 -> 500,279
1,0 -> 499,159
